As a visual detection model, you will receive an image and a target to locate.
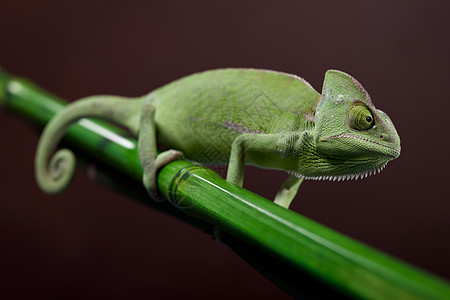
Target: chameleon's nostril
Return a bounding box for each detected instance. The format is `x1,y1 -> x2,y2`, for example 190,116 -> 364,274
379,135 -> 384,139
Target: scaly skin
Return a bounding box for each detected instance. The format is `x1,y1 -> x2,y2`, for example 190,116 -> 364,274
35,68 -> 401,208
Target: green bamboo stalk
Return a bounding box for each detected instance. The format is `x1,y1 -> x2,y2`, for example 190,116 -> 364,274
81,150 -> 350,299
1,69 -> 449,300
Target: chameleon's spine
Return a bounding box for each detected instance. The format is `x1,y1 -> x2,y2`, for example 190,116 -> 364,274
35,95 -> 144,194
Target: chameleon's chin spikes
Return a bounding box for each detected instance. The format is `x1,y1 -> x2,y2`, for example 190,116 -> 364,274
296,162 -> 389,182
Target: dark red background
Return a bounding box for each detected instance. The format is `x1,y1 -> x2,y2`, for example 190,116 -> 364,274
1,1 -> 449,298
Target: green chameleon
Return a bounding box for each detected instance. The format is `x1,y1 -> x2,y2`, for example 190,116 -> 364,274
35,68 -> 401,208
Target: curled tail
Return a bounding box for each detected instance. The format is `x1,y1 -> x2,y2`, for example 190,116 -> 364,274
35,94 -> 146,194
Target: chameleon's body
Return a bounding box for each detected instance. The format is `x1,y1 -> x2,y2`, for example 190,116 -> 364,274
154,69 -> 320,167
35,69 -> 401,208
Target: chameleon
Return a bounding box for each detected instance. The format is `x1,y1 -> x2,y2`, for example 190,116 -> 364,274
35,68 -> 401,208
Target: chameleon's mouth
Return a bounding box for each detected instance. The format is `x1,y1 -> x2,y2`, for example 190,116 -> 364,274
289,162 -> 388,181
323,133 -> 400,158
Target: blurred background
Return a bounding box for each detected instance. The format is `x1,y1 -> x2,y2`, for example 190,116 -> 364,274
1,0 -> 449,298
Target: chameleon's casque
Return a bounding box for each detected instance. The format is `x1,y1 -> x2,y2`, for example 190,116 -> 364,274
35,68 -> 400,208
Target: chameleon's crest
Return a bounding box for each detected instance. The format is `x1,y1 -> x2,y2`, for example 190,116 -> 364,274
320,70 -> 373,107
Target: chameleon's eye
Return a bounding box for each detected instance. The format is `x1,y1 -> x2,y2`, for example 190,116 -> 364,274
348,104 -> 374,130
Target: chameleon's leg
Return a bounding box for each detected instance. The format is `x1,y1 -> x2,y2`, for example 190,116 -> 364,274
138,102 -> 183,201
216,133 -> 266,245
273,175 -> 304,208
227,132 -> 305,207
226,133 -> 278,186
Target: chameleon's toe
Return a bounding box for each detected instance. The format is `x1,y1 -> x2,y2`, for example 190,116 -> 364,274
143,149 -> 184,202
155,150 -> 184,169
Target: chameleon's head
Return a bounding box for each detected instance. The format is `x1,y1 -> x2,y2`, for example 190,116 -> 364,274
308,70 -> 401,180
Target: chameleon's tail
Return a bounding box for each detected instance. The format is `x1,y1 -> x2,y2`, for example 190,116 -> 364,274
35,94 -> 146,194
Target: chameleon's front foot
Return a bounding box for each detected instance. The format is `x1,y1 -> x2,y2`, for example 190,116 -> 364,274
142,149 -> 184,202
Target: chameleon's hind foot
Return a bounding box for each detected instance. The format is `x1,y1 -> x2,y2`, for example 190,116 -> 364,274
273,175 -> 303,208
143,149 -> 184,202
